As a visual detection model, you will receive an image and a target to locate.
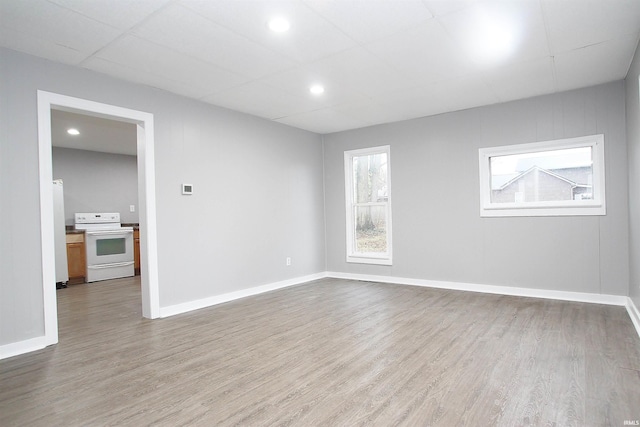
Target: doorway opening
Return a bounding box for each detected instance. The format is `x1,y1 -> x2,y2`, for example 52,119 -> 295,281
37,91 -> 160,347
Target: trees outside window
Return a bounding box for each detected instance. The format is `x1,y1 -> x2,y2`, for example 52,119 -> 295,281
344,146 -> 392,265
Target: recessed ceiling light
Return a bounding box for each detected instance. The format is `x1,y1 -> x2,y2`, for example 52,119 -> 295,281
67,128 -> 80,135
310,85 -> 325,95
268,17 -> 290,33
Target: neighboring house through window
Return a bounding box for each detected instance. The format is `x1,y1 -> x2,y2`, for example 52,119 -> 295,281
344,145 -> 392,265
479,134 -> 606,217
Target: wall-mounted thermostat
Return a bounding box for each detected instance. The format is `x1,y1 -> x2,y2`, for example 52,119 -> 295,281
182,183 -> 193,195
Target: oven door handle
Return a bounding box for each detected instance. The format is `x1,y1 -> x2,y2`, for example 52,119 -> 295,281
87,261 -> 134,269
85,230 -> 133,236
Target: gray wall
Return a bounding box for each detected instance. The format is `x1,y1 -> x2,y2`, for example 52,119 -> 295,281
0,48 -> 326,346
1,44 -> 634,351
52,147 -> 139,225
626,40 -> 640,309
323,81 -> 629,296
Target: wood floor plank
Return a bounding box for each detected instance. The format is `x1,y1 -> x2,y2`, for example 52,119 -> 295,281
1,277 -> 639,426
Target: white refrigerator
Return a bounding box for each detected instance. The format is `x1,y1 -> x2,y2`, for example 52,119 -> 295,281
53,179 -> 69,286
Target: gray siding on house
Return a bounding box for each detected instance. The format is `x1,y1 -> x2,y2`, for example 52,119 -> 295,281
491,165 -> 593,203
626,39 -> 640,311
0,48 -> 326,347
323,81 -> 629,296
550,166 -> 592,186
492,168 -> 577,203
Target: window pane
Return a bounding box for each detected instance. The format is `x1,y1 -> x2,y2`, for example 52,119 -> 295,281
354,205 -> 387,253
96,238 -> 126,256
345,145 -> 392,264
352,153 -> 388,203
490,147 -> 593,203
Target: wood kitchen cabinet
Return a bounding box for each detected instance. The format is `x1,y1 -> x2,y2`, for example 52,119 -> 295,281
66,233 -> 86,284
134,229 -> 140,275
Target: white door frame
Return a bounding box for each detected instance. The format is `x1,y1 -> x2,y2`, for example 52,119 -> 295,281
37,90 -> 160,346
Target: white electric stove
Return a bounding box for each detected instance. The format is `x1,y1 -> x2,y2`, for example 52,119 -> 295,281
75,213 -> 134,282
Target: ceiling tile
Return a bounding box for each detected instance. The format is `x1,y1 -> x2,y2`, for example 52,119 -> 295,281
202,81 -> 320,120
82,56 -> 208,100
0,25 -> 86,64
381,96 -> 451,121
180,0 -> 357,63
133,4 -> 296,79
303,0 -> 433,43
364,19 -> 477,83
421,0 -> 478,17
274,107 -> 368,134
0,0 -> 122,64
90,35 -> 250,97
308,46 -> 423,99
436,0 -> 549,68
542,0 -> 640,54
427,74 -> 500,113
483,57 -> 556,103
376,76 -> 499,119
330,100 -> 411,128
48,0 -> 173,31
553,35 -> 640,92
258,64 -> 371,108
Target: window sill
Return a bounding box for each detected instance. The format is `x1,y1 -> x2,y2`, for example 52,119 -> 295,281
347,256 -> 392,266
480,204 -> 606,217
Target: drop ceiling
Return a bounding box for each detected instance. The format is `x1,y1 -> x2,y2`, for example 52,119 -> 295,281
2,0 -> 640,134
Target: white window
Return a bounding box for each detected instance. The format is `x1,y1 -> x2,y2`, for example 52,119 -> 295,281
344,146 -> 392,265
478,134 -> 606,217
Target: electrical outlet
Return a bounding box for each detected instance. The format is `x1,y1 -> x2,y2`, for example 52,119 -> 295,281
286,257 -> 291,266
130,205 -> 135,212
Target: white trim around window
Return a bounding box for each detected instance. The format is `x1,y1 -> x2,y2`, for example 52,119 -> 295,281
344,145 -> 393,265
478,134 -> 606,217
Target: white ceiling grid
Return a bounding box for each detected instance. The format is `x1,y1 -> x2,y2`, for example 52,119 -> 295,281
1,0 -> 639,134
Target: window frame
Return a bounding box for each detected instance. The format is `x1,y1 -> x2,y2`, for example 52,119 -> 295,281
478,134 -> 606,217
344,145 -> 393,265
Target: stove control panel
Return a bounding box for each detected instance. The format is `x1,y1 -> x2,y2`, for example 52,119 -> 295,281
75,212 -> 121,224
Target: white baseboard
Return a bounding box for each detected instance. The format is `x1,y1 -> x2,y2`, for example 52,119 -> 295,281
327,271 -> 629,306
0,336 -> 47,360
627,297 -> 640,339
159,272 -> 329,318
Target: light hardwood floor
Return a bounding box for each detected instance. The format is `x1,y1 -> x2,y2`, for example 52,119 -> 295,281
1,277 -> 639,426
